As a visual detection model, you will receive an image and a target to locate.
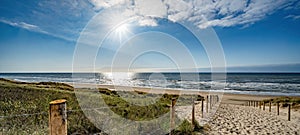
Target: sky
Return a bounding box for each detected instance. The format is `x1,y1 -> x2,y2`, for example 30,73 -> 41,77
0,0 -> 300,72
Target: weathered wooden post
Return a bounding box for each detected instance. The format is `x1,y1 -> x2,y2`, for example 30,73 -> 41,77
209,95 -> 212,109
259,101 -> 261,109
49,99 -> 67,135
288,103 -> 291,121
206,95 -> 209,113
192,101 -> 195,126
263,101 -> 265,110
277,102 -> 280,115
269,101 -> 272,112
201,99 -> 204,118
170,98 -> 176,135
214,95 -> 217,105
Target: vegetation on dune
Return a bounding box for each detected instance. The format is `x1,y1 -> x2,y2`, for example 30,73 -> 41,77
0,78 -> 74,91
263,97 -> 300,107
0,78 -> 99,134
171,119 -> 206,135
0,78 -> 206,134
98,89 -> 179,121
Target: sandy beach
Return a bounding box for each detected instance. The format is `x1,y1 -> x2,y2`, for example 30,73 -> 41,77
207,104 -> 300,135
174,96 -> 300,135
94,84 -> 300,134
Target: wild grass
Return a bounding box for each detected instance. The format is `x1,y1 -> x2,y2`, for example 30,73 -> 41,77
0,78 -> 99,134
0,78 -> 205,134
263,97 -> 300,108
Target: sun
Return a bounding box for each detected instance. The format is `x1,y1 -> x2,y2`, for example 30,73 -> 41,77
114,23 -> 131,43
115,24 -> 129,34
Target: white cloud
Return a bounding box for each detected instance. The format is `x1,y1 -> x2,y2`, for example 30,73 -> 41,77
137,17 -> 158,26
0,19 -> 47,33
88,0 -> 132,10
0,19 -> 75,42
285,14 -> 300,20
89,0 -> 297,29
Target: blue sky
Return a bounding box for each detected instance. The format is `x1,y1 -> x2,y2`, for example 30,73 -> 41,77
0,0 -> 300,72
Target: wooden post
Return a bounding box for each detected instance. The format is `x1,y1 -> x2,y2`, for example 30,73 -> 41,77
288,104 -> 291,121
206,96 -> 209,113
170,98 -> 176,135
214,95 -> 216,104
259,101 -> 261,109
269,102 -> 271,112
209,95 -> 212,109
277,102 -> 280,115
263,102 -> 265,110
49,99 -> 67,135
192,101 -> 195,126
201,99 -> 204,118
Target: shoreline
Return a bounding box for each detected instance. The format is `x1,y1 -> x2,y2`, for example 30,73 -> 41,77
73,83 -> 300,96
0,77 -> 298,105
72,83 -> 295,105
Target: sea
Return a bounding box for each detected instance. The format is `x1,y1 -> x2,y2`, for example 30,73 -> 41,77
0,73 -> 300,96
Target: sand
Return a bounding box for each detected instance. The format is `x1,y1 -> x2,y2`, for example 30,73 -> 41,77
207,104 -> 300,134
77,84 -> 300,134
174,96 -> 300,135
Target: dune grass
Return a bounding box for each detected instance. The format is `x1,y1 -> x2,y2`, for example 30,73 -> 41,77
0,78 -> 205,134
263,97 -> 300,108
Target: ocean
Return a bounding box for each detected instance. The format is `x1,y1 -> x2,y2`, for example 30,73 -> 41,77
0,73 -> 300,96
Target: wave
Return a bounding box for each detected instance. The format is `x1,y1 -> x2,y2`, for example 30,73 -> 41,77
1,73 -> 300,95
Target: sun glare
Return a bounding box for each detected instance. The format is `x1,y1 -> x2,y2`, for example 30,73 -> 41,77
115,24 -> 129,34
103,72 -> 133,85
114,23 -> 131,42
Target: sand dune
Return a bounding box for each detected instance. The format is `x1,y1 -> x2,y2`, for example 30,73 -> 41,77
176,103 -> 300,134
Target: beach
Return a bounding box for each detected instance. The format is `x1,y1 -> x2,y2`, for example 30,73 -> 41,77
207,104 -> 300,134
168,90 -> 300,135
97,84 -> 300,134
1,78 -> 300,134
